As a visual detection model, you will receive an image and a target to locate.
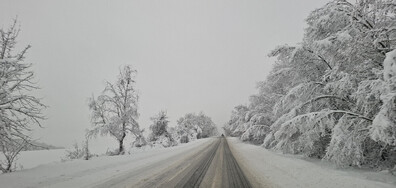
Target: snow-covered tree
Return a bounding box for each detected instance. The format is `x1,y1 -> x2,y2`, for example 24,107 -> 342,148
229,0 -> 396,170
148,111 -> 176,147
149,111 -> 169,138
223,105 -> 249,137
176,112 -> 217,142
87,65 -> 142,155
267,0 -> 395,166
0,20 -> 46,173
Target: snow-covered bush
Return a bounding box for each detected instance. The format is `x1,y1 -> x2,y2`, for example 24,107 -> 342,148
148,135 -> 176,148
147,111 -> 177,148
0,139 -> 29,173
132,135 -> 147,148
148,111 -> 169,138
64,140 -> 92,160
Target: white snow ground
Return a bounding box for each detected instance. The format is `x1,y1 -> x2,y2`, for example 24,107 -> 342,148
227,137 -> 396,188
0,138 -> 213,188
1,149 -> 66,171
1,137 -> 395,188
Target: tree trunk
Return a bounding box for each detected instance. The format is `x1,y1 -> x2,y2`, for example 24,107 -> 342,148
118,139 -> 124,155
84,138 -> 90,160
6,163 -> 12,173
1,160 -> 13,173
118,132 -> 126,155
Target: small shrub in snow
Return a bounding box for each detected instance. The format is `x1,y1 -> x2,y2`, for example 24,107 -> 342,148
0,139 -> 28,173
64,140 -> 92,160
105,149 -> 122,156
147,111 -> 177,148
132,135 -> 147,148
64,143 -> 84,160
150,135 -> 177,148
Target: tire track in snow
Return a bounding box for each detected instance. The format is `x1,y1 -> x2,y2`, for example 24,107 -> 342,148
132,137 -> 253,188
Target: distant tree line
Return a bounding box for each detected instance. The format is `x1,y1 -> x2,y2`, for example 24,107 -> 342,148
0,19 -> 218,173
146,111 -> 218,148
86,65 -> 219,154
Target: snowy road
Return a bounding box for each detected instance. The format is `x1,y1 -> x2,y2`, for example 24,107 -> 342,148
0,138 -> 214,188
97,137 -> 253,188
2,137 -> 394,188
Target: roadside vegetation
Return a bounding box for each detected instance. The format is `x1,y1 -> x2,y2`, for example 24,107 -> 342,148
86,65 -> 218,156
224,0 -> 396,172
0,20 -> 219,171
0,19 -> 46,173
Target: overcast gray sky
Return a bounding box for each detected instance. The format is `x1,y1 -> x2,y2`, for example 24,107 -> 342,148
1,0 -> 329,148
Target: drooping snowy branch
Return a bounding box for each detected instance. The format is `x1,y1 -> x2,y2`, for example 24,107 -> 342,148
371,49 -> 396,146
227,0 -> 396,170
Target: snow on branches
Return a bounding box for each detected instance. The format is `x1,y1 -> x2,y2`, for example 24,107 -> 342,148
176,112 -> 218,143
147,111 -> 176,148
0,20 -> 46,173
228,0 -> 396,170
87,65 -> 142,155
371,49 -> 396,146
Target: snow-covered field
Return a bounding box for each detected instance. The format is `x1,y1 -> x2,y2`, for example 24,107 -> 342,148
1,149 -> 66,171
2,137 -> 395,188
228,137 -> 396,188
0,138 -> 213,188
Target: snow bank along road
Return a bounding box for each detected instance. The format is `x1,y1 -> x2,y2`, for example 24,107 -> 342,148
228,138 -> 396,188
97,137 -> 253,188
2,137 -> 393,188
0,137 -> 255,188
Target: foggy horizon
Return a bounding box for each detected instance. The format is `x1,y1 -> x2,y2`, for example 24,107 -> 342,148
2,0 -> 395,187
1,0 -> 329,147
